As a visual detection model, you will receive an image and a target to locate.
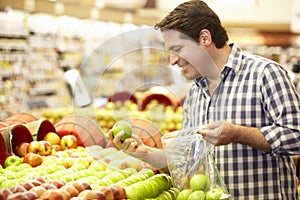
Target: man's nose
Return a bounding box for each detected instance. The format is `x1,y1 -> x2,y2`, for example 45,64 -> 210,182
169,52 -> 179,66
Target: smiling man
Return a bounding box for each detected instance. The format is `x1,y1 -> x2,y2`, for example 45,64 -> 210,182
108,1 -> 300,199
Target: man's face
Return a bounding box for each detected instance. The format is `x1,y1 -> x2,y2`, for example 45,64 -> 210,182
162,30 -> 215,80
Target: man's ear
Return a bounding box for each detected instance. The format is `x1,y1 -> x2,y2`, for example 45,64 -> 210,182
198,29 -> 212,46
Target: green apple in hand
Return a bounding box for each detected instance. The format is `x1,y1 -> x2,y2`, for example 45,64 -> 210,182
112,121 -> 132,142
4,155 -> 22,168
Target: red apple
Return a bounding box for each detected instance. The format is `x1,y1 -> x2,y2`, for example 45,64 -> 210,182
109,186 -> 120,199
40,189 -> 64,200
111,184 -> 126,199
43,132 -> 61,145
68,182 -> 85,193
40,183 -> 57,190
60,189 -> 71,200
14,142 -> 29,157
39,141 -> 52,156
78,190 -> 106,200
23,153 -> 43,167
60,185 -> 79,197
28,180 -> 42,187
60,135 -> 77,150
32,176 -> 46,184
6,193 -> 28,200
23,191 -> 38,200
28,141 -> 45,155
0,188 -> 13,200
10,185 -> 26,193
49,180 -> 66,189
51,144 -> 62,153
20,182 -> 35,191
29,186 -> 46,197
80,181 -> 91,190
97,186 -> 114,200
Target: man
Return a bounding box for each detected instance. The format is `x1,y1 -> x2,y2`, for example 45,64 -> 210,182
108,0 -> 300,199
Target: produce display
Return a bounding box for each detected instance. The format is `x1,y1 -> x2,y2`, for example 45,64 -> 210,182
0,129 -> 179,200
42,99 -> 183,134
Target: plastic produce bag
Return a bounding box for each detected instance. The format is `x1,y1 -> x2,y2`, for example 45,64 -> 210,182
161,128 -> 230,199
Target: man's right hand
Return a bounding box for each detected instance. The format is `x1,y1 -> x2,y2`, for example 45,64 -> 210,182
107,129 -> 147,154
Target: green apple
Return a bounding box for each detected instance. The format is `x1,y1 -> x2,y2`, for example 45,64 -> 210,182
205,188 -> 229,200
190,174 -> 210,191
139,168 -> 155,178
188,190 -> 205,200
112,121 -> 132,142
4,155 -> 22,167
1,179 -> 18,188
5,165 -> 22,172
18,163 -> 32,169
177,189 -> 193,200
125,185 -> 143,200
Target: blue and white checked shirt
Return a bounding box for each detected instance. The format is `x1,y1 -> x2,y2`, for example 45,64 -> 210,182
182,43 -> 300,199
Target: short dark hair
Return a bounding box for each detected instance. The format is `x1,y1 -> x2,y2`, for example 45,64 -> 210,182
154,0 -> 228,48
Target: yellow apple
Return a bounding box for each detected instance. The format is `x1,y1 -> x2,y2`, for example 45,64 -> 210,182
60,135 -> 77,150
43,132 -> 61,145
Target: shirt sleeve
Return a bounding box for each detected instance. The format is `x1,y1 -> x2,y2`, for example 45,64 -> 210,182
260,63 -> 300,156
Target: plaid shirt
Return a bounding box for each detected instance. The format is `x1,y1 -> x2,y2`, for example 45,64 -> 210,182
182,43 -> 300,199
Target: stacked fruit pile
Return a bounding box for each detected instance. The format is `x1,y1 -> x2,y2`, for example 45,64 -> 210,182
0,128 -> 180,200
176,174 -> 229,200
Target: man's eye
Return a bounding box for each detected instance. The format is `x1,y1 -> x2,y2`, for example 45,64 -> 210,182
171,47 -> 182,53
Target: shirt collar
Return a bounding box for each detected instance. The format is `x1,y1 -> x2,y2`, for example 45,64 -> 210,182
194,43 -> 243,87
224,43 -> 243,74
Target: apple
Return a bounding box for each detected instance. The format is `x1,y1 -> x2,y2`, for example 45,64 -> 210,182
60,185 -> 79,197
39,141 -> 53,156
205,188 -> 229,200
4,155 -> 22,167
49,180 -> 66,189
23,153 -> 43,167
110,184 -> 126,199
51,144 -> 62,154
73,157 -> 90,169
177,188 -> 193,200
112,121 -> 132,142
43,132 -> 61,145
23,191 -> 38,200
5,165 -> 22,172
0,188 -> 13,199
32,176 -> 46,184
20,182 -> 35,191
10,185 -> 27,193
68,182 -> 85,193
29,186 -> 46,197
6,192 -> 28,200
125,185 -> 141,200
190,174 -> 210,192
60,135 -> 77,150
28,179 -> 42,187
40,189 -> 64,200
28,141 -> 45,155
40,183 -> 57,190
188,190 -> 205,200
14,142 -> 29,157
18,163 -> 32,170
108,186 -> 120,199
78,190 -> 106,200
98,186 -> 114,200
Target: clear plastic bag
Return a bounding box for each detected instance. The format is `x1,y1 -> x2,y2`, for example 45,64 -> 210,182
161,128 -> 230,199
